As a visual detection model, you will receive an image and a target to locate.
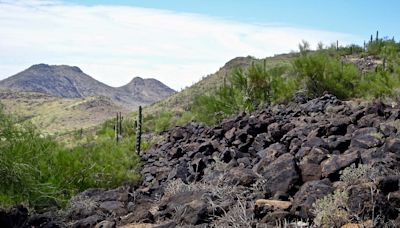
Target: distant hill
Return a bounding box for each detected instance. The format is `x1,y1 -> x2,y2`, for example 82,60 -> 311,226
0,64 -> 175,108
0,90 -> 129,133
118,77 -> 175,103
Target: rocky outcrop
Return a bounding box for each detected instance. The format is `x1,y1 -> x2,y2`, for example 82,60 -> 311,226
8,94 -> 400,227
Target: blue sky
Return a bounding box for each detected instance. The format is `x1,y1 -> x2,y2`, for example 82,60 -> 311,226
0,0 -> 398,90
66,0 -> 400,39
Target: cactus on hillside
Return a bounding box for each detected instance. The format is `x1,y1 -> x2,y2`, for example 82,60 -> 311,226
383,57 -> 387,71
115,112 -> 119,143
115,112 -> 122,143
135,106 -> 142,154
119,113 -> 123,136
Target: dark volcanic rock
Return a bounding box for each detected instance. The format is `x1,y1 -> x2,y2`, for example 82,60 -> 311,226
0,205 -> 29,228
257,153 -> 299,196
291,179 -> 334,219
225,166 -> 258,186
321,151 -> 360,178
158,191 -> 208,225
385,138 -> 400,153
350,127 -> 383,149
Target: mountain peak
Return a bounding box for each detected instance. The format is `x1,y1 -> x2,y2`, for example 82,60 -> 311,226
128,76 -> 144,84
0,64 -> 175,109
119,76 -> 175,103
29,63 -> 50,69
28,64 -> 83,73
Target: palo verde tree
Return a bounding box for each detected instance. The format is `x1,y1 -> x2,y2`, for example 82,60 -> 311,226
193,61 -> 295,125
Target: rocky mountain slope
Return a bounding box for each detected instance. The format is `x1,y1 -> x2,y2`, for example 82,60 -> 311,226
4,94 -> 400,227
0,64 -> 175,108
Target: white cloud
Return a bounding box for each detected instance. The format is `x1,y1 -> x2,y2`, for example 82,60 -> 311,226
0,0 -> 361,90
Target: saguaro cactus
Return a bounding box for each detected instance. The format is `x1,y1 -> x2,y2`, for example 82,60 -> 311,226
119,112 -> 123,136
115,112 -> 122,143
115,112 -> 119,143
135,106 -> 142,154
376,30 -> 379,42
383,57 -> 387,71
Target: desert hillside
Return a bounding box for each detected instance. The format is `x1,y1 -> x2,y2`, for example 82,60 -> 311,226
0,90 -> 129,133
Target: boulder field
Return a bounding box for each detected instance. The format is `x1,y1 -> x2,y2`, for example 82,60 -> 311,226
2,94 -> 400,227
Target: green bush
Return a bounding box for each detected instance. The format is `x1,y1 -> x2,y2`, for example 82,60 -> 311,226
356,70 -> 398,98
192,63 -> 296,125
312,190 -> 350,228
192,85 -> 244,125
0,107 -> 141,209
337,44 -> 364,56
269,66 -> 298,103
154,111 -> 173,132
176,111 -> 195,126
293,49 -> 359,99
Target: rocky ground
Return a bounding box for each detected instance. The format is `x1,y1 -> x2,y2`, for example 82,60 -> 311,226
2,94 -> 400,227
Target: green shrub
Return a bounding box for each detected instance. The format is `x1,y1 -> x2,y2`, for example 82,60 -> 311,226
312,190 -> 350,228
0,107 -> 141,209
293,49 -> 359,99
269,66 -> 298,103
192,85 -> 243,125
176,111 -> 195,126
339,164 -> 377,185
356,70 -> 397,98
337,44 -> 364,56
192,63 -> 295,125
154,111 -> 173,132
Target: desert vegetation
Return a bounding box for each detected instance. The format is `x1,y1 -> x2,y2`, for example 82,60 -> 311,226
192,37 -> 400,125
125,34 -> 400,130
0,105 -> 141,210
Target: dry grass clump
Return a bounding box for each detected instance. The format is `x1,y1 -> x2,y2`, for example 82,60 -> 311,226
312,190 -> 350,228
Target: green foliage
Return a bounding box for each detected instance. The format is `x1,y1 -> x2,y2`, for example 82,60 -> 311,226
339,164 -> 377,185
312,190 -> 350,228
0,107 -> 141,209
367,37 -> 400,57
293,49 -> 359,99
269,66 -> 298,103
154,111 -> 173,132
192,63 -> 296,125
150,36 -> 400,128
175,111 -> 195,126
356,70 -> 397,98
337,44 -> 364,56
192,85 -> 243,125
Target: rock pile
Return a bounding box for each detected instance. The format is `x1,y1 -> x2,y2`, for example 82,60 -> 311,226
3,94 -> 400,227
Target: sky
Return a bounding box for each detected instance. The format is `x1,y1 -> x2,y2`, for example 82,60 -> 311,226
0,0 -> 399,90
